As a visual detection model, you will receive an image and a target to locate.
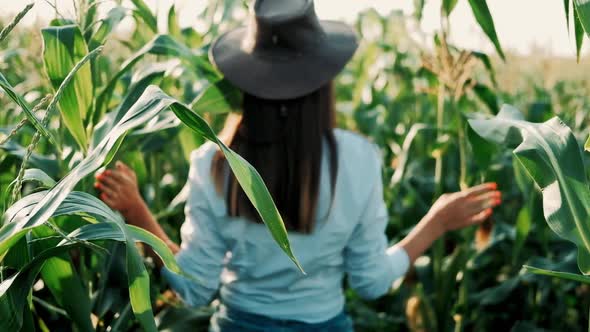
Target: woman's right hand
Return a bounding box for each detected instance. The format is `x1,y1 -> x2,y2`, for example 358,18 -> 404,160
427,182 -> 501,235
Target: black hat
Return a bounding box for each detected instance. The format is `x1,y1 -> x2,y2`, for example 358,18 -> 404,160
209,0 -> 358,100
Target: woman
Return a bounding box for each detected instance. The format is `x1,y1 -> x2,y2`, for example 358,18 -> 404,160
95,0 -> 501,331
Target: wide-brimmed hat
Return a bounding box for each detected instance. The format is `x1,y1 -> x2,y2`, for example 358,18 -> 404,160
209,0 -> 358,100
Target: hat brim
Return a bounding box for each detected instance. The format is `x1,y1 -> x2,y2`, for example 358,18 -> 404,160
209,21 -> 358,100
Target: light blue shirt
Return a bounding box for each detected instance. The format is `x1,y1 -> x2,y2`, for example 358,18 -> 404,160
162,129 -> 410,323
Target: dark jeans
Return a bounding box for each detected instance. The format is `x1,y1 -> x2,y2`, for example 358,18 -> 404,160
209,304 -> 354,332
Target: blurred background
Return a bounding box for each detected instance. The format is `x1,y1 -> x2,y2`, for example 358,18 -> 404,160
2,1 -> 590,331
2,0 -> 587,57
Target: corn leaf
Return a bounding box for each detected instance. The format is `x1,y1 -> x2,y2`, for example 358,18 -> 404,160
468,104 -> 590,274
42,25 -> 94,150
190,79 -> 242,115
442,0 -> 459,16
574,4 -> 585,62
169,89 -> 303,272
34,227 -> 94,332
8,169 -> 55,189
168,5 -> 182,38
414,0 -> 426,21
1,85 -> 300,329
0,225 -> 126,331
467,0 -> 505,60
0,72 -> 56,144
574,0 -> 590,37
565,0 -> 571,34
94,34 -> 218,123
130,0 -> 158,33
524,265 -> 590,284
89,6 -> 127,49
2,190 -> 181,332
471,51 -> 497,86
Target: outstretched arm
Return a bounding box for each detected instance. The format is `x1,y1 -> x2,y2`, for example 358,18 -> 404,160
398,183 -> 501,263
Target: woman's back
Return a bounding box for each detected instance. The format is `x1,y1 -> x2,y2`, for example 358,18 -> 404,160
164,129 -> 410,323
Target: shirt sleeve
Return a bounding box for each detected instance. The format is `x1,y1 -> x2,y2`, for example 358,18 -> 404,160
161,146 -> 227,307
343,145 -> 410,300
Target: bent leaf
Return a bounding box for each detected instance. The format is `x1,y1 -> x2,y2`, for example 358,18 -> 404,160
1,85 -> 301,329
0,73 -> 56,144
469,104 -> 590,274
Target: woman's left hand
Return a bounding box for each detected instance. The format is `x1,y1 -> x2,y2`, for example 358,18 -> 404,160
95,161 -> 180,256
95,161 -> 143,218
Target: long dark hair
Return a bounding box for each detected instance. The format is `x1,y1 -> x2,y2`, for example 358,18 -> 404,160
211,82 -> 338,234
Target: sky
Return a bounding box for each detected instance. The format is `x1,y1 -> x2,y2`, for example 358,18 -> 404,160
1,0 -> 584,58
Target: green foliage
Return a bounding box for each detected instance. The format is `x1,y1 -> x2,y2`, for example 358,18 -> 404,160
0,2 -> 300,330
469,105 -> 590,274
1,1 -> 590,332
467,0 -> 505,60
42,24 -> 94,150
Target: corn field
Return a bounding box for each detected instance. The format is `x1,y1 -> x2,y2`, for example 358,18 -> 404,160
2,1 -> 590,331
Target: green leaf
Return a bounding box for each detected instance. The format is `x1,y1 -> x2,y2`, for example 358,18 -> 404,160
442,0 -> 459,16
0,72 -> 57,144
34,228 -> 94,332
0,132 -> 60,177
0,3 -> 34,44
585,135 -> 590,152
414,0 -> 426,20
42,25 -> 94,150
565,0 -> 571,34
169,94 -> 303,272
472,83 -> 498,114
0,224 -> 126,331
0,85 -> 171,257
168,5 -> 182,38
1,244 -> 94,330
471,51 -> 497,86
89,6 -> 127,49
91,61 -> 169,149
514,205 -> 532,263
94,34 -> 219,123
61,223 -> 181,274
2,86 -> 301,328
574,0 -> 590,38
4,194 -> 165,332
127,225 -> 180,273
130,0 -> 158,32
574,4 -> 585,62
191,79 -> 242,115
125,238 -> 156,332
178,125 -> 205,161
5,191 -> 121,225
7,168 -> 56,191
473,277 -> 520,305
524,265 -> 590,284
467,0 -> 505,60
21,168 -> 56,187
468,105 -> 590,274
466,120 -> 497,168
